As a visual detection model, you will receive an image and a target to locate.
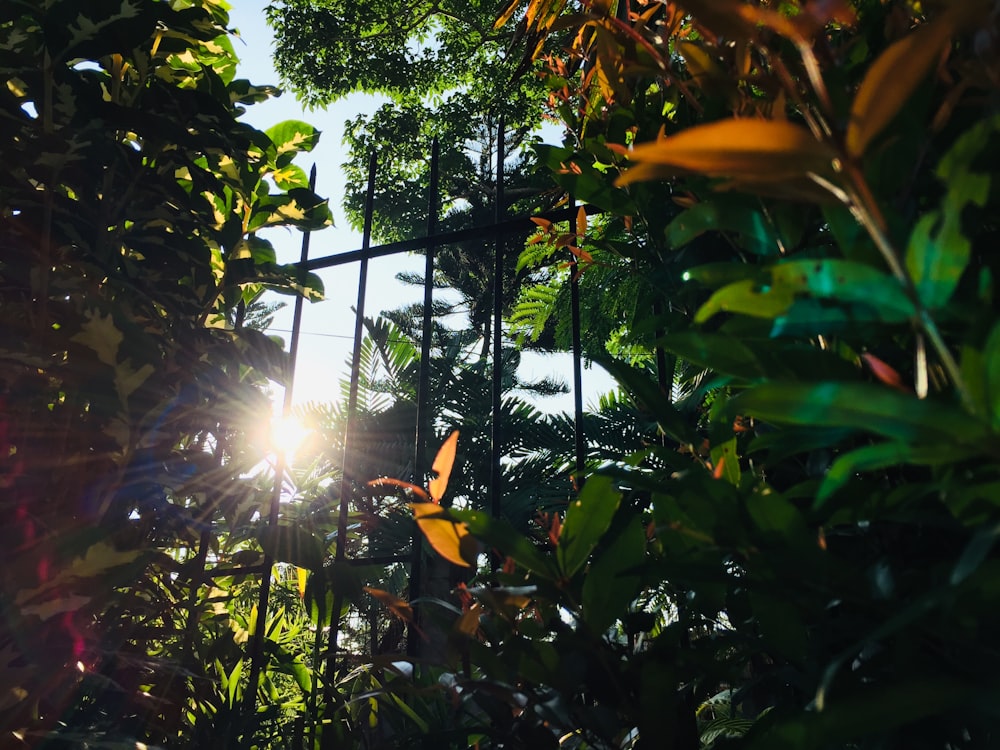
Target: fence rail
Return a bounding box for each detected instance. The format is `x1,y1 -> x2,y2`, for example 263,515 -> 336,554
241,128 -> 594,730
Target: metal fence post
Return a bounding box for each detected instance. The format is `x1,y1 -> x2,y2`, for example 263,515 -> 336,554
490,117 -> 505,526
409,139 -> 440,656
325,150 -> 378,685
242,165 -> 317,733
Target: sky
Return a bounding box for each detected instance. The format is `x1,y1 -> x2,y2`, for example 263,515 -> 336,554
227,1 -> 614,413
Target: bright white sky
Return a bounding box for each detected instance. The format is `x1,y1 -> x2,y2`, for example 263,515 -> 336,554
228,1 -> 614,412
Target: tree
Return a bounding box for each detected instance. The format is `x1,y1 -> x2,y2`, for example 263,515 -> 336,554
0,0 -> 330,744
267,1 -> 564,342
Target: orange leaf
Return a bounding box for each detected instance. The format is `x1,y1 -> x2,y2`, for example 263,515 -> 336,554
846,15 -> 955,158
617,120 -> 836,185
861,352 -> 908,392
365,586 -> 413,622
672,0 -> 753,39
368,477 -> 430,502
428,431 -> 459,503
576,205 -> 587,237
454,603 -> 482,637
530,217 -> 553,230
412,503 -> 475,568
712,456 -> 726,480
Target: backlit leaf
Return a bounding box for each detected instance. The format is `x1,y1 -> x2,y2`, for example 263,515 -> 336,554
296,567 -> 307,599
429,431 -> 459,503
710,437 -> 741,486
695,279 -> 796,323
265,120 -> 321,161
618,120 -> 836,185
412,503 -> 476,568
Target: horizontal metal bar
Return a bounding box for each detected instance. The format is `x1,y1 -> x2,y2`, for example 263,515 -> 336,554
346,554 -> 412,566
304,204 -> 593,271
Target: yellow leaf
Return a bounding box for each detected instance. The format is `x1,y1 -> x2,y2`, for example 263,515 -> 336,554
428,431 -> 459,503
296,567 -> 308,599
412,503 -> 475,568
846,15 -> 955,158
677,41 -> 724,84
617,120 -> 836,185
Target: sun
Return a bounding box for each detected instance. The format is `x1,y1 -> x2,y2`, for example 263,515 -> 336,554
265,412 -> 312,463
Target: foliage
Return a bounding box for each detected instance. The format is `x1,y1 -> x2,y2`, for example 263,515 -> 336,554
0,0 -> 330,745
392,0 -> 1000,748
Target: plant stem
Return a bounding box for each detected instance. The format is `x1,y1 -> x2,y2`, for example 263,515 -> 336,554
844,172 -> 975,413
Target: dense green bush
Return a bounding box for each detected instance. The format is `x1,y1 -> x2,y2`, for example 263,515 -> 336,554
401,1 -> 1000,748
0,1 -> 328,745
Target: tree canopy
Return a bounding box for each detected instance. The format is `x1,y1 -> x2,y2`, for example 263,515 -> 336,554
267,0 -> 556,243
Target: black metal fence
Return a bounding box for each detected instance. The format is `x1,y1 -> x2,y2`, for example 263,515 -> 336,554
242,126 -> 592,722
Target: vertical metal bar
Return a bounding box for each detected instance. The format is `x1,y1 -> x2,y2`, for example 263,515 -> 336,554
325,151 -> 378,683
243,165 -> 317,725
569,196 -> 587,487
408,139 -> 439,657
652,299 -> 670,394
490,117 -> 505,524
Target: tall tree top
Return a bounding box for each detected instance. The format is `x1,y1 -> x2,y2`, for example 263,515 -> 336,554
266,0 -> 529,108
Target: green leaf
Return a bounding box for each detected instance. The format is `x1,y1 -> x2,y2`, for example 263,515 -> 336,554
452,509 -> 559,580
227,659 -> 243,707
558,476 -> 622,578
265,120 -> 321,162
271,162 -> 310,191
770,259 -> 914,322
709,436 -> 741,485
582,515 -> 646,632
730,382 -> 990,446
695,278 -> 795,323
906,116 -> 996,308
666,196 -> 780,255
817,441 -> 973,507
699,260 -> 915,326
